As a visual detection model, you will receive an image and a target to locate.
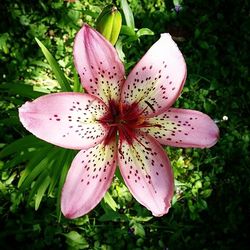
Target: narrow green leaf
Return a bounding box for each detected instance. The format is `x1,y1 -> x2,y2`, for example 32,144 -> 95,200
48,148 -> 69,195
120,0 -> 135,30
56,150 -> 75,219
35,37 -> 72,92
0,135 -> 47,159
103,191 -> 118,211
19,147 -> 57,190
4,150 -> 35,170
0,82 -> 47,99
18,146 -> 53,187
73,68 -> 83,93
35,175 -> 50,210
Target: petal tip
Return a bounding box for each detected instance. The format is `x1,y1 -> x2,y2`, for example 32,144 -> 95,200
151,200 -> 172,217
160,33 -> 172,39
206,122 -> 220,148
18,102 -> 32,130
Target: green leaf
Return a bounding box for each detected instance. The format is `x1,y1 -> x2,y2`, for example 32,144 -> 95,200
63,231 -> 89,249
56,150 -> 75,219
137,28 -> 154,37
3,150 -> 35,169
0,135 -> 47,159
0,82 -> 48,99
99,210 -> 124,222
120,25 -> 136,36
115,38 -> 126,62
35,175 -> 51,210
120,0 -> 135,30
35,37 -> 72,92
103,191 -> 118,211
73,68 -> 83,93
131,222 -> 145,238
18,146 -> 56,190
48,148 -> 69,195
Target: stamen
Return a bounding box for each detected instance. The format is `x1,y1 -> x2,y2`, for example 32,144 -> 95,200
133,137 -> 152,151
144,100 -> 155,112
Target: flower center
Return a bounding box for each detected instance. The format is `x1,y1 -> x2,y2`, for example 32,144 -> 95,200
99,100 -> 147,145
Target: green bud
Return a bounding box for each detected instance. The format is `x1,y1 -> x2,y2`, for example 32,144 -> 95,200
96,5 -> 122,45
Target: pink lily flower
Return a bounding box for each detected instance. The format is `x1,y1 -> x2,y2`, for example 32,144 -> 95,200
19,25 -> 219,219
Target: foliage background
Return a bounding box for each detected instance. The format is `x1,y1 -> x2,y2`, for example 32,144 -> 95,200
0,0 -> 249,249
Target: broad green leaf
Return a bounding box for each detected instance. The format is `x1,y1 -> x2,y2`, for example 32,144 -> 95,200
35,37 -> 72,92
131,222 -> 145,238
137,28 -> 154,37
120,25 -> 136,36
120,0 -> 135,30
103,191 -> 118,211
63,231 -> 89,249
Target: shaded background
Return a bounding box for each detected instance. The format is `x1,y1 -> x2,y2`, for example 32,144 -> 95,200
0,0 -> 249,249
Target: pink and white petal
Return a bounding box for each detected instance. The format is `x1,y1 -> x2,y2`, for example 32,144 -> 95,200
74,24 -> 125,104
121,33 -> 186,117
118,131 -> 174,216
61,139 -> 117,219
19,93 -> 109,150
142,108 -> 219,148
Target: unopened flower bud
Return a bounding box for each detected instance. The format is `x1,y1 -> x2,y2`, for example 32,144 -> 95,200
96,5 -> 122,45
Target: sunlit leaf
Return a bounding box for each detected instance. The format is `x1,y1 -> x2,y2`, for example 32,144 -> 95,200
63,231 -> 89,249
103,191 -> 118,211
137,28 -> 154,37
35,37 -> 72,92
120,0 -> 135,30
120,25 -> 136,36
0,82 -> 48,99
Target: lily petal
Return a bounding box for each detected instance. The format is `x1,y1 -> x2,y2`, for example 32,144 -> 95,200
118,131 -> 174,216
61,139 -> 117,219
74,24 -> 125,104
142,108 -> 219,148
19,93 -> 109,150
121,33 -> 186,117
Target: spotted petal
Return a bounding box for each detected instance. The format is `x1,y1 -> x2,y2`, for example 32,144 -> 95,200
61,139 -> 117,219
19,93 -> 109,150
121,33 -> 186,117
142,108 -> 219,148
118,131 -> 174,216
74,24 -> 125,104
